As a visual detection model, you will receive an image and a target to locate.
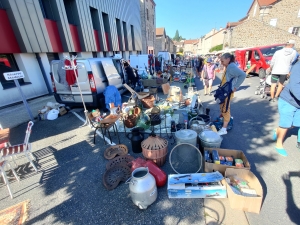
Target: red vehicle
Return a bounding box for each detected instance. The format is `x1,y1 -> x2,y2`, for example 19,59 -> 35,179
235,44 -> 284,78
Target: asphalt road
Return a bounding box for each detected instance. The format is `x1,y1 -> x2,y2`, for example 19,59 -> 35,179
0,70 -> 299,225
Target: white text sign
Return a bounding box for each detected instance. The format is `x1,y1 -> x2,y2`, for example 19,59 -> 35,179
3,71 -> 24,80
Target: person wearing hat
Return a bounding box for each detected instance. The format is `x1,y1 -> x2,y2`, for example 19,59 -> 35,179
268,40 -> 297,102
201,57 -> 216,96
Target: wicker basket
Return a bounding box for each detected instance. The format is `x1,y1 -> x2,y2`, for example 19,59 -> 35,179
141,135 -> 168,167
124,114 -> 137,128
141,95 -> 155,109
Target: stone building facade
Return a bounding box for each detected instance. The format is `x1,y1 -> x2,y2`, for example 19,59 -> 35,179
183,39 -> 198,55
224,0 -> 300,49
155,27 -> 167,54
166,36 -> 176,54
230,18 -> 300,48
140,0 -> 156,54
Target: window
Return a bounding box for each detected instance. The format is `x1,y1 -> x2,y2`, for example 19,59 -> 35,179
0,0 -> 5,9
146,8 -> 149,20
39,0 -> 55,20
0,54 -> 26,89
116,18 -> 123,50
90,7 -> 104,51
63,0 -> 77,25
123,21 -> 129,50
131,25 -> 135,50
102,12 -> 112,51
69,52 -> 77,57
292,27 -> 300,36
269,18 -> 277,27
46,53 -> 59,64
260,46 -> 284,57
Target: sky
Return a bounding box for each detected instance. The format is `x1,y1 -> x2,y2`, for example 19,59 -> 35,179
155,0 -> 254,40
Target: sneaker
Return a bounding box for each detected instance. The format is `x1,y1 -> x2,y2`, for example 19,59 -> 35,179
209,93 -> 212,96
269,98 -> 274,102
218,129 -> 227,135
297,142 -> 300,149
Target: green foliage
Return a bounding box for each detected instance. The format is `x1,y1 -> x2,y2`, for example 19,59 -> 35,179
173,30 -> 180,41
209,44 -> 223,52
179,48 -> 184,53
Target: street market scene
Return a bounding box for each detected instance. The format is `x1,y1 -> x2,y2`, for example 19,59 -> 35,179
0,0 -> 300,224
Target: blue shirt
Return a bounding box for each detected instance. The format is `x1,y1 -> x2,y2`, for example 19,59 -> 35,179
280,61 -> 300,108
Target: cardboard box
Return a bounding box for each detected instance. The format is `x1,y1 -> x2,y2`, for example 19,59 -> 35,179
59,107 -> 68,116
205,148 -> 250,175
161,83 -> 170,95
225,168 -> 263,214
167,173 -> 227,199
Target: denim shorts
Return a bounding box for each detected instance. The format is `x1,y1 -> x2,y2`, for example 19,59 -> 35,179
278,98 -> 300,128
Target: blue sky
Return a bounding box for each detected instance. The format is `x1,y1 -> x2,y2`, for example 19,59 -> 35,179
155,0 -> 253,39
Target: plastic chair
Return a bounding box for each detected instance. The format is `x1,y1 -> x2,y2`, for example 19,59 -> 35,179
1,121 -> 37,172
0,157 -> 20,199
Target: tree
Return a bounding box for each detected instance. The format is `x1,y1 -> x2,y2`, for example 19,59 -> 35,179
179,48 -> 183,53
173,30 -> 180,41
209,44 -> 223,52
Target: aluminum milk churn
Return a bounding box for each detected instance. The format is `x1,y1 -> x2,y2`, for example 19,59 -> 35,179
126,167 -> 157,209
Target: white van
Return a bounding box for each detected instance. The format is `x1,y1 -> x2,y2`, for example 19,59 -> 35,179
50,57 -> 127,108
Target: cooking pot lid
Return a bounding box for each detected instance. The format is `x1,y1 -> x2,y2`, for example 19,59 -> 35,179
175,129 -> 197,139
199,130 -> 222,142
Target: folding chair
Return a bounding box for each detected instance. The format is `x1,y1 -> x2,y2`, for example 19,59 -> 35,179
123,83 -> 150,100
0,157 -> 20,199
0,124 -> 10,149
1,121 -> 37,172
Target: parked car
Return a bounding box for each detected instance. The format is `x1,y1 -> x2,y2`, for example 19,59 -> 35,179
235,44 -> 284,78
50,57 -> 128,108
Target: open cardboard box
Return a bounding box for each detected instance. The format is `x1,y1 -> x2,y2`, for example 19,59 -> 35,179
225,168 -> 263,214
204,148 -> 250,175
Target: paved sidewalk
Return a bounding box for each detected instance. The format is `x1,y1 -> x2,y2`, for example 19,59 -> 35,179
0,95 -> 56,129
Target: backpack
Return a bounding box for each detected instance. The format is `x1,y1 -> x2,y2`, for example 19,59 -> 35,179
214,78 -> 234,113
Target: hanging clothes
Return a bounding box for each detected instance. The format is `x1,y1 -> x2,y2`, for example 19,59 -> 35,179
65,59 -> 77,86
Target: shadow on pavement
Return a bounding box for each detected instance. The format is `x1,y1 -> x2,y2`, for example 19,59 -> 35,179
282,171 -> 300,224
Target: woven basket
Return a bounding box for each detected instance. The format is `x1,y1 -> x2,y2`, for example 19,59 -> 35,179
124,114 -> 137,128
141,95 -> 155,109
141,135 -> 168,167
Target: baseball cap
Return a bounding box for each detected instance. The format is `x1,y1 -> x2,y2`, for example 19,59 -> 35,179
207,58 -> 213,63
287,40 -> 296,45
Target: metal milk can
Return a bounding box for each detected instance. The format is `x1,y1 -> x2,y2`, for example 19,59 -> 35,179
126,127 -> 144,153
126,167 -> 157,209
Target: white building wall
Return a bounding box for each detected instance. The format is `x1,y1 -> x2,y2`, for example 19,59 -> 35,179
0,53 -> 48,107
39,53 -> 52,92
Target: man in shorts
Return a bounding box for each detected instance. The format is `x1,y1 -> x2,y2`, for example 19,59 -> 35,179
269,40 -> 296,102
272,60 -> 300,156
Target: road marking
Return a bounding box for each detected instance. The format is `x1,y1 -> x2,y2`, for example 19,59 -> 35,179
71,111 -> 116,146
